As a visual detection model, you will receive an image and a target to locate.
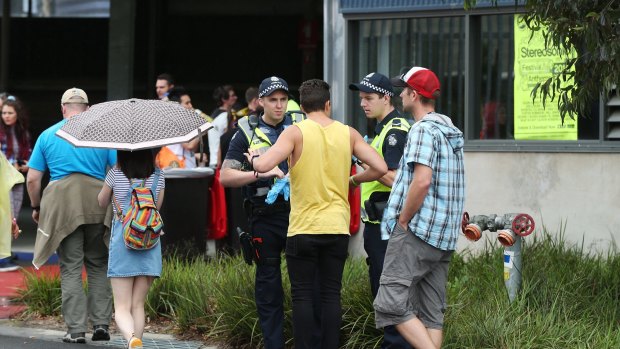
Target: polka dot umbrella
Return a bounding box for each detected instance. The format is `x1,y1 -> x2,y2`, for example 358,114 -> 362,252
55,98 -> 212,151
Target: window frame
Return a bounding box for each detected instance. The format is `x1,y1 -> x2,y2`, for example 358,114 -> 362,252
343,6 -> 618,153
0,0 -> 110,18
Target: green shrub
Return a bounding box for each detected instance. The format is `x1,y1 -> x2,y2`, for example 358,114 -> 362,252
16,230 -> 620,348
443,229 -> 620,349
15,270 -> 62,316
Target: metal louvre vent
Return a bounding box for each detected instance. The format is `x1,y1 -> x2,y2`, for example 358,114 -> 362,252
339,0 -> 523,14
606,86 -> 620,139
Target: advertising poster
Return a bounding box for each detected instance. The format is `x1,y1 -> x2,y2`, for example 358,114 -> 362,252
513,16 -> 577,140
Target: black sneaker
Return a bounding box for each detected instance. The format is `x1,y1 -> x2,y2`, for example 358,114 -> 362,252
0,260 -> 20,272
62,332 -> 86,343
92,324 -> 110,341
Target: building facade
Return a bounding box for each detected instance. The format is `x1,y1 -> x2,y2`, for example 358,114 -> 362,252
3,0 -> 618,254
325,0 -> 620,253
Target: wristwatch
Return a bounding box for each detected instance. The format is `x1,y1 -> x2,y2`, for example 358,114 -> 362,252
32,206 -> 40,212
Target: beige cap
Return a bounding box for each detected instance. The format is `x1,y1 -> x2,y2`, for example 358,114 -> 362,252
61,87 -> 89,104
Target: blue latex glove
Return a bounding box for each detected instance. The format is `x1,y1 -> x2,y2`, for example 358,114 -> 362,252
265,177 -> 290,204
283,180 -> 290,201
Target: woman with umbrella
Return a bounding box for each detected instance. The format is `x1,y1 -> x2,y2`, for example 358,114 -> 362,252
57,98 -> 210,348
98,149 -> 165,349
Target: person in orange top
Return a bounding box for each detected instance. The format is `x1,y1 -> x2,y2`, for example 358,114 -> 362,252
250,79 -> 387,349
155,86 -> 200,169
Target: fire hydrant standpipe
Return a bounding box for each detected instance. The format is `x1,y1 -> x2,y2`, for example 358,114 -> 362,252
461,212 -> 535,303
503,235 -> 522,303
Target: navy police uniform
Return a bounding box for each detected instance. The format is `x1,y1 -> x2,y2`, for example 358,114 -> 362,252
362,108 -> 409,298
350,73 -> 412,349
363,110 -> 412,349
226,113 -> 292,349
224,76 -> 319,349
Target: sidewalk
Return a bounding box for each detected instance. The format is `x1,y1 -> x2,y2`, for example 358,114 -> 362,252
0,264 -> 216,348
1,208 -> 218,348
0,322 -> 214,348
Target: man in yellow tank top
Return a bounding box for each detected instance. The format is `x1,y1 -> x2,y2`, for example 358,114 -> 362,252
250,79 -> 387,349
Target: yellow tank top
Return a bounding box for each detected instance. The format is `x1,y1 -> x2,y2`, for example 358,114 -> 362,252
288,119 -> 352,236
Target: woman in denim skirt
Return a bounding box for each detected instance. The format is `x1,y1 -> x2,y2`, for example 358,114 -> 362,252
98,149 -> 165,349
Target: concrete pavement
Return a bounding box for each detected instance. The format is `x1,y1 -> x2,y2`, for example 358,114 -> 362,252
3,208 -> 219,348
0,321 -> 217,348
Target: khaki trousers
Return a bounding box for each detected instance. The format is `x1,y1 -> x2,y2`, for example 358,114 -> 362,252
57,223 -> 112,333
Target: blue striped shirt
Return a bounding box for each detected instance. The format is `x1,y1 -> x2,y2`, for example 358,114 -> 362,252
381,113 -> 465,251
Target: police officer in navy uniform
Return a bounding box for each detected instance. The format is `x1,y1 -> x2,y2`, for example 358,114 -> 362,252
349,73 -> 412,349
220,76 -> 305,349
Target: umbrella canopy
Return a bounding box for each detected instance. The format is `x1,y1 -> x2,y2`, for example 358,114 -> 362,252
56,98 -> 212,151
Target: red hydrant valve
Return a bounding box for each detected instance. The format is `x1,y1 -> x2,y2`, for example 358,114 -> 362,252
461,212 -> 470,234
512,213 -> 535,237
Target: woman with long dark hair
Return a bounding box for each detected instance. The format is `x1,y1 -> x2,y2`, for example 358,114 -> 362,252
0,96 -> 31,272
98,149 -> 165,349
0,151 -> 24,269
1,97 -> 32,169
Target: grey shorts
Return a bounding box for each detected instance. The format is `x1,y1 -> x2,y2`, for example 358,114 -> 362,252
373,223 -> 453,330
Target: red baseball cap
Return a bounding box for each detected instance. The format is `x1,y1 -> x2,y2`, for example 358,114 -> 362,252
390,67 -> 440,99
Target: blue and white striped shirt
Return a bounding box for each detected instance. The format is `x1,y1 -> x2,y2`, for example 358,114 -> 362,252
381,112 -> 465,251
104,167 -> 165,215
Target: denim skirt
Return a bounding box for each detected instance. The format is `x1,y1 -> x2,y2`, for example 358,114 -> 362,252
107,217 -> 162,278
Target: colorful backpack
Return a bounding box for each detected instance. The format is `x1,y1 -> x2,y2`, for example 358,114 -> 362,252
113,170 -> 164,250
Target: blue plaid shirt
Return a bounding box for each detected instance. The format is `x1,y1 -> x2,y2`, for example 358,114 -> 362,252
381,112 -> 465,251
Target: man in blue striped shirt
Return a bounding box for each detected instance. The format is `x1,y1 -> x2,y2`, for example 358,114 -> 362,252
374,67 -> 465,349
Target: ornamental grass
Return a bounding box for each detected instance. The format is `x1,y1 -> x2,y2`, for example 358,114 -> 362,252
16,228 -> 620,348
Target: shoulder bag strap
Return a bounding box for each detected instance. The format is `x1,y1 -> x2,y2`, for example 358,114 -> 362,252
112,192 -> 123,219
150,169 -> 161,201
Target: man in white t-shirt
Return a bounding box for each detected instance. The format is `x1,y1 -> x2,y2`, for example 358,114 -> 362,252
208,85 -> 237,168
159,86 -> 200,168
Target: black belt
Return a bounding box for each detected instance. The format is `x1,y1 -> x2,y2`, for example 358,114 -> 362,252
244,199 -> 290,217
364,200 -> 388,222
252,201 -> 290,216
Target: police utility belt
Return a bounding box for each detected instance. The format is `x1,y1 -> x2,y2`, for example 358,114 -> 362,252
364,200 -> 388,222
243,196 -> 290,217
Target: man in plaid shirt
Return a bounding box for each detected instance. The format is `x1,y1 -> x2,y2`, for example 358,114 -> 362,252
374,67 -> 465,349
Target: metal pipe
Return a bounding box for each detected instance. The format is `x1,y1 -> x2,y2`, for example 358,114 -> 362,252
503,235 -> 522,303
497,228 -> 517,246
464,223 -> 483,241
462,212 -> 533,303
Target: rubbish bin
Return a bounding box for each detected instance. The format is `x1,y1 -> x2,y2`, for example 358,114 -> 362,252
159,167 -> 214,255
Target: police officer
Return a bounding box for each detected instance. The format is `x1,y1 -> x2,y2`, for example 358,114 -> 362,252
349,73 -> 412,349
220,76 -> 304,349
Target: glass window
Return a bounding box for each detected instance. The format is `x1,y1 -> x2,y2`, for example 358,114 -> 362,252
351,17 -> 466,137
350,14 -> 600,143
0,0 -> 109,18
474,14 -> 514,140
473,14 -> 599,141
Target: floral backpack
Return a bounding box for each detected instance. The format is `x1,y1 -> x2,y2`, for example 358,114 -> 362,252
113,169 -> 164,250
